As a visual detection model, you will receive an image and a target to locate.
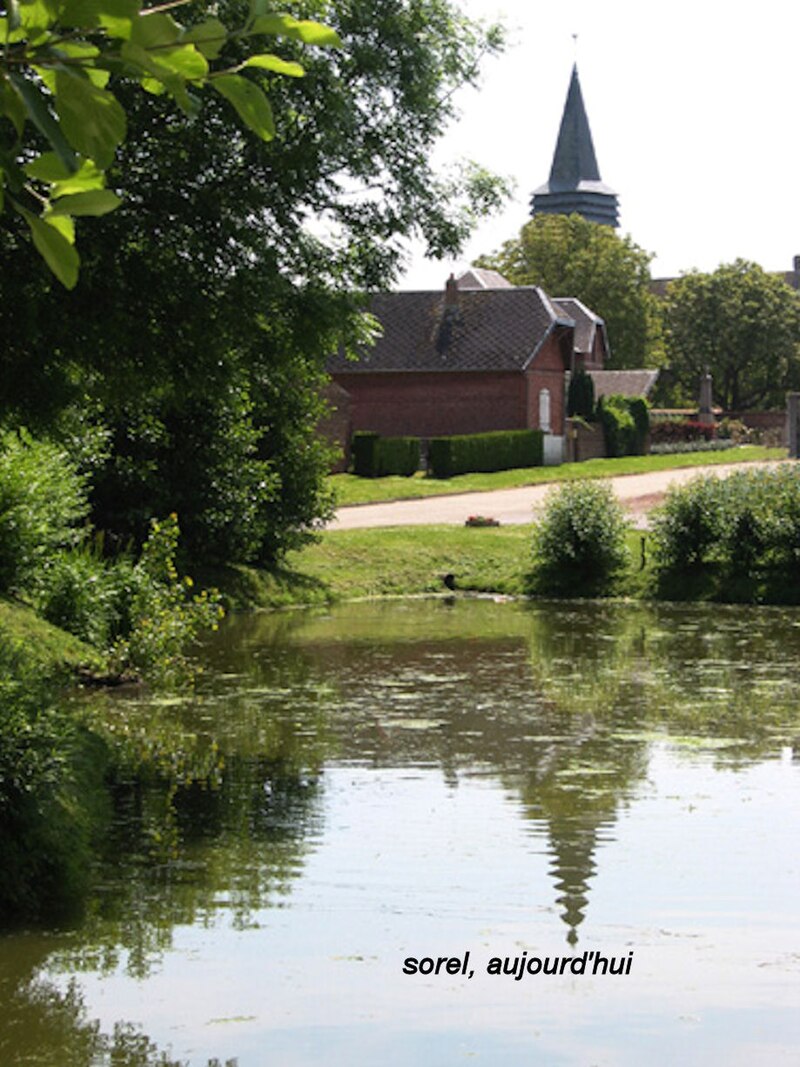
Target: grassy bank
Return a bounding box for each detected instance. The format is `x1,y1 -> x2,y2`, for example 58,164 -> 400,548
330,446 -> 785,507
216,525 -> 643,608
223,518 -> 800,611
0,596 -> 105,683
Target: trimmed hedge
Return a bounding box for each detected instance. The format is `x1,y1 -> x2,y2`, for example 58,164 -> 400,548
597,395 -> 650,457
351,432 -> 420,477
428,429 -> 544,478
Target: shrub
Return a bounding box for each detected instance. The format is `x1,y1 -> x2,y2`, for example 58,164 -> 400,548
531,480 -> 631,594
33,542 -> 134,651
0,430 -> 88,593
649,419 -> 716,445
596,395 -> 649,457
351,433 -> 420,477
352,432 -> 380,477
110,514 -> 224,684
428,429 -> 544,478
567,370 -> 595,420
376,435 -> 420,476
650,475 -> 726,569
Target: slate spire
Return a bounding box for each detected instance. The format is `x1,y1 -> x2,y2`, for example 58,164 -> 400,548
531,65 -> 619,228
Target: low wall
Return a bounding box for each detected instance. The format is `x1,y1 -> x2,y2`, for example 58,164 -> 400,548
564,419 -> 606,463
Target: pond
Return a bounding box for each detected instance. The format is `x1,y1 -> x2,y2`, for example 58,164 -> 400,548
2,598 -> 800,1065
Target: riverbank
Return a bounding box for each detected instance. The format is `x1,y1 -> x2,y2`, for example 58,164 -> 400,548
0,595 -> 105,684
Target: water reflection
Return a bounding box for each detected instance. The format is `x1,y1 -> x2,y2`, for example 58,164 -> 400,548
3,599 -> 800,1064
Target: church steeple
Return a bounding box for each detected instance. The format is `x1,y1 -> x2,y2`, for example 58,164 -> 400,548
531,65 -> 619,228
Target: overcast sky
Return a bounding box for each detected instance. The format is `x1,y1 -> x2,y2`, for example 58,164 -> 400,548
398,0 -> 800,289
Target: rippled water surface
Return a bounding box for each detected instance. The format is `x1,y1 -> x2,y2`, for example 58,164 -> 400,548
3,599 -> 800,1065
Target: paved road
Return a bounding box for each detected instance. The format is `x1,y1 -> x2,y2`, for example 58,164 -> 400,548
331,461 -> 787,530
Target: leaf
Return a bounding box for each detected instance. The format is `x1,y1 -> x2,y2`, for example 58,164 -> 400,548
182,17 -> 227,60
152,45 -> 208,82
42,212 -> 75,242
243,54 -> 304,77
51,41 -> 111,88
0,78 -> 26,137
16,204 -> 80,288
59,0 -> 140,38
8,73 -> 78,173
120,41 -> 198,113
19,0 -> 59,34
54,71 -> 126,168
49,188 -> 121,215
52,159 -> 106,196
130,11 -> 182,49
212,74 -> 274,141
249,14 -> 341,48
23,151 -> 72,181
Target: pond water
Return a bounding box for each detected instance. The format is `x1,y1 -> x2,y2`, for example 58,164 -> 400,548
3,598 -> 800,1066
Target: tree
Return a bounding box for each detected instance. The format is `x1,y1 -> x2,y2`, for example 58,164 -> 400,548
477,213 -> 663,369
663,260 -> 800,410
0,0 -> 342,285
0,0 -> 507,565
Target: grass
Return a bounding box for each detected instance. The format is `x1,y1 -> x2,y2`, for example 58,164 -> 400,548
226,519 -> 800,612
0,594 -> 105,682
330,446 -> 785,507
221,526 -> 657,609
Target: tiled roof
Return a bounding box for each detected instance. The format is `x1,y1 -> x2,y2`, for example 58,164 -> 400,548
328,287 -> 560,373
552,297 -> 604,354
589,369 -> 659,398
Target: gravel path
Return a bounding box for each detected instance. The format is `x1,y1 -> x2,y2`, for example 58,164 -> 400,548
331,461 -> 788,530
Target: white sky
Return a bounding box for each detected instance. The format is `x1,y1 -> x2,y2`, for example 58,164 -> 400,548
398,0 -> 800,289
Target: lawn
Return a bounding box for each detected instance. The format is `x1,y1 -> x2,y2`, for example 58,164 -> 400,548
330,445 -> 785,507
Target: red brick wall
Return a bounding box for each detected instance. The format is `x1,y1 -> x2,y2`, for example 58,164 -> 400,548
332,333 -> 569,440
331,370 -> 529,438
525,332 -> 568,433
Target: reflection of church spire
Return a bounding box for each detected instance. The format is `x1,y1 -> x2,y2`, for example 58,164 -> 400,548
547,823 -> 602,945
531,64 -> 619,227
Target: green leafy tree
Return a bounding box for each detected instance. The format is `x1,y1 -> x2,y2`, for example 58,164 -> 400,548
663,259 -> 800,410
477,213 -> 663,369
0,0 -> 342,285
0,0 -> 507,565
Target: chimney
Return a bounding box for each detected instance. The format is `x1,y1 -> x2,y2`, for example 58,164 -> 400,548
794,254 -> 800,278
444,273 -> 459,306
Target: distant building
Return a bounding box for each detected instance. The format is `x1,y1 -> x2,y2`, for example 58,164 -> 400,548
531,64 -> 619,228
327,271 -> 611,465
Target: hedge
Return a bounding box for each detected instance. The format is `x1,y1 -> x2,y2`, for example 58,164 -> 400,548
428,429 -> 544,478
597,395 -> 650,457
351,432 -> 420,477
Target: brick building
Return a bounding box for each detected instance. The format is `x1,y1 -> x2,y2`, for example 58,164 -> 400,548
326,270 -> 610,464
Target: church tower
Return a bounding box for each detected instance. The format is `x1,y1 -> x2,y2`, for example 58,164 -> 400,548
531,65 -> 619,228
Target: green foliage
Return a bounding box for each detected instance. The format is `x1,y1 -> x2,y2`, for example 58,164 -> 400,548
477,213 -> 664,369
0,1 -> 341,284
110,514 -> 225,684
650,475 -> 726,569
0,430 -> 88,591
530,480 -> 631,594
351,431 -> 380,477
1,0 -> 507,569
428,429 -> 544,478
651,467 -> 800,582
567,368 -> 595,419
0,638 -> 107,920
663,260 -> 800,409
596,394 -> 649,457
351,432 -> 419,477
